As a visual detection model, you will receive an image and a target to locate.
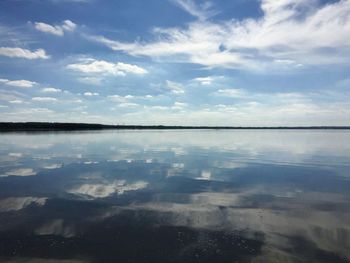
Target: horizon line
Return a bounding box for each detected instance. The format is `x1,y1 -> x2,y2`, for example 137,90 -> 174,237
1,122 -> 350,131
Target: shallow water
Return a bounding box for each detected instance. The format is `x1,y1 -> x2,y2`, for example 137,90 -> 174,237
0,130 -> 349,262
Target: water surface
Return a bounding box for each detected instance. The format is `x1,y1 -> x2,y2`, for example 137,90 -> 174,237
0,130 -> 349,262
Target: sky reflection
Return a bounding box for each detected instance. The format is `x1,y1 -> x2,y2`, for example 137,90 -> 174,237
0,130 -> 349,262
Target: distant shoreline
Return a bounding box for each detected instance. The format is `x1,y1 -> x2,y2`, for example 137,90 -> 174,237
1,122 -> 350,132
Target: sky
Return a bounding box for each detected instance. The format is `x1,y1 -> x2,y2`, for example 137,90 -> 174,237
0,0 -> 349,126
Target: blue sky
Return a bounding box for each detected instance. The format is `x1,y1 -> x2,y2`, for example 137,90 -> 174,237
0,0 -> 349,125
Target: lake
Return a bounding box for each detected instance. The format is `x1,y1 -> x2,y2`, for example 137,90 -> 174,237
0,130 -> 349,262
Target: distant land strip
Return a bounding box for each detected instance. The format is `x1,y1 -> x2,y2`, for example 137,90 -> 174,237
1,122 -> 350,132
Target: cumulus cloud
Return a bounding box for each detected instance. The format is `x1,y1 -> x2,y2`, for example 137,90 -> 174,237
67,58 -> 148,76
0,78 -> 37,88
42,87 -> 62,93
32,97 -> 58,102
34,20 -> 77,36
0,47 -> 49,59
135,101 -> 188,112
88,0 -> 350,70
116,86 -> 350,126
84,92 -> 99,96
61,20 -> 76,31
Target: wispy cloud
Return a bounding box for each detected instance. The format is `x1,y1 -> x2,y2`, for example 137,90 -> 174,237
34,20 -> 76,36
166,80 -> 185,94
171,0 -> 218,20
193,76 -> 213,85
9,100 -> 24,104
215,88 -> 247,98
107,94 -> 154,103
88,0 -> 350,70
172,101 -> 188,110
78,77 -> 103,85
118,102 -> 139,108
0,47 -> 49,59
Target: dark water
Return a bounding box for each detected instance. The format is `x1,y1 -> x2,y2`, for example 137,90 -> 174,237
0,130 -> 349,263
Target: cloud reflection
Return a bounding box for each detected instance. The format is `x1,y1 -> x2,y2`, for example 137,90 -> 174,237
68,180 -> 148,198
3,168 -> 36,177
0,130 -> 349,262
0,197 -> 47,212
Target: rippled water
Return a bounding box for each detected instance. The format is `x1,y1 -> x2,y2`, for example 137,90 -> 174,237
0,130 -> 349,263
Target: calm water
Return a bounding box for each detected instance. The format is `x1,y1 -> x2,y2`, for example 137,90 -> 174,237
0,130 -> 349,263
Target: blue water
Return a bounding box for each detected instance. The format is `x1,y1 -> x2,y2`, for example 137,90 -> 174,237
0,130 -> 349,262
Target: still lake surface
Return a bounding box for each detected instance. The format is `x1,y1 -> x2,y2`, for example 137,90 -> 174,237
0,130 -> 349,263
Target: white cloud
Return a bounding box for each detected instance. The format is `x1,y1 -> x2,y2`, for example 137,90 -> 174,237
78,77 -> 103,85
149,105 -> 169,110
107,94 -> 155,103
0,79 -> 37,88
34,22 -> 63,36
29,108 -> 54,113
32,97 -> 58,102
216,89 -> 246,98
107,95 -> 125,102
172,101 -> 188,110
67,59 -> 148,76
0,47 -> 49,59
193,76 -> 213,85
61,20 -> 77,31
34,20 -> 76,36
166,80 -> 185,94
9,100 -> 23,104
42,87 -> 62,93
116,87 -> 350,126
84,92 -> 99,96
88,0 -> 350,69
118,102 -> 139,108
